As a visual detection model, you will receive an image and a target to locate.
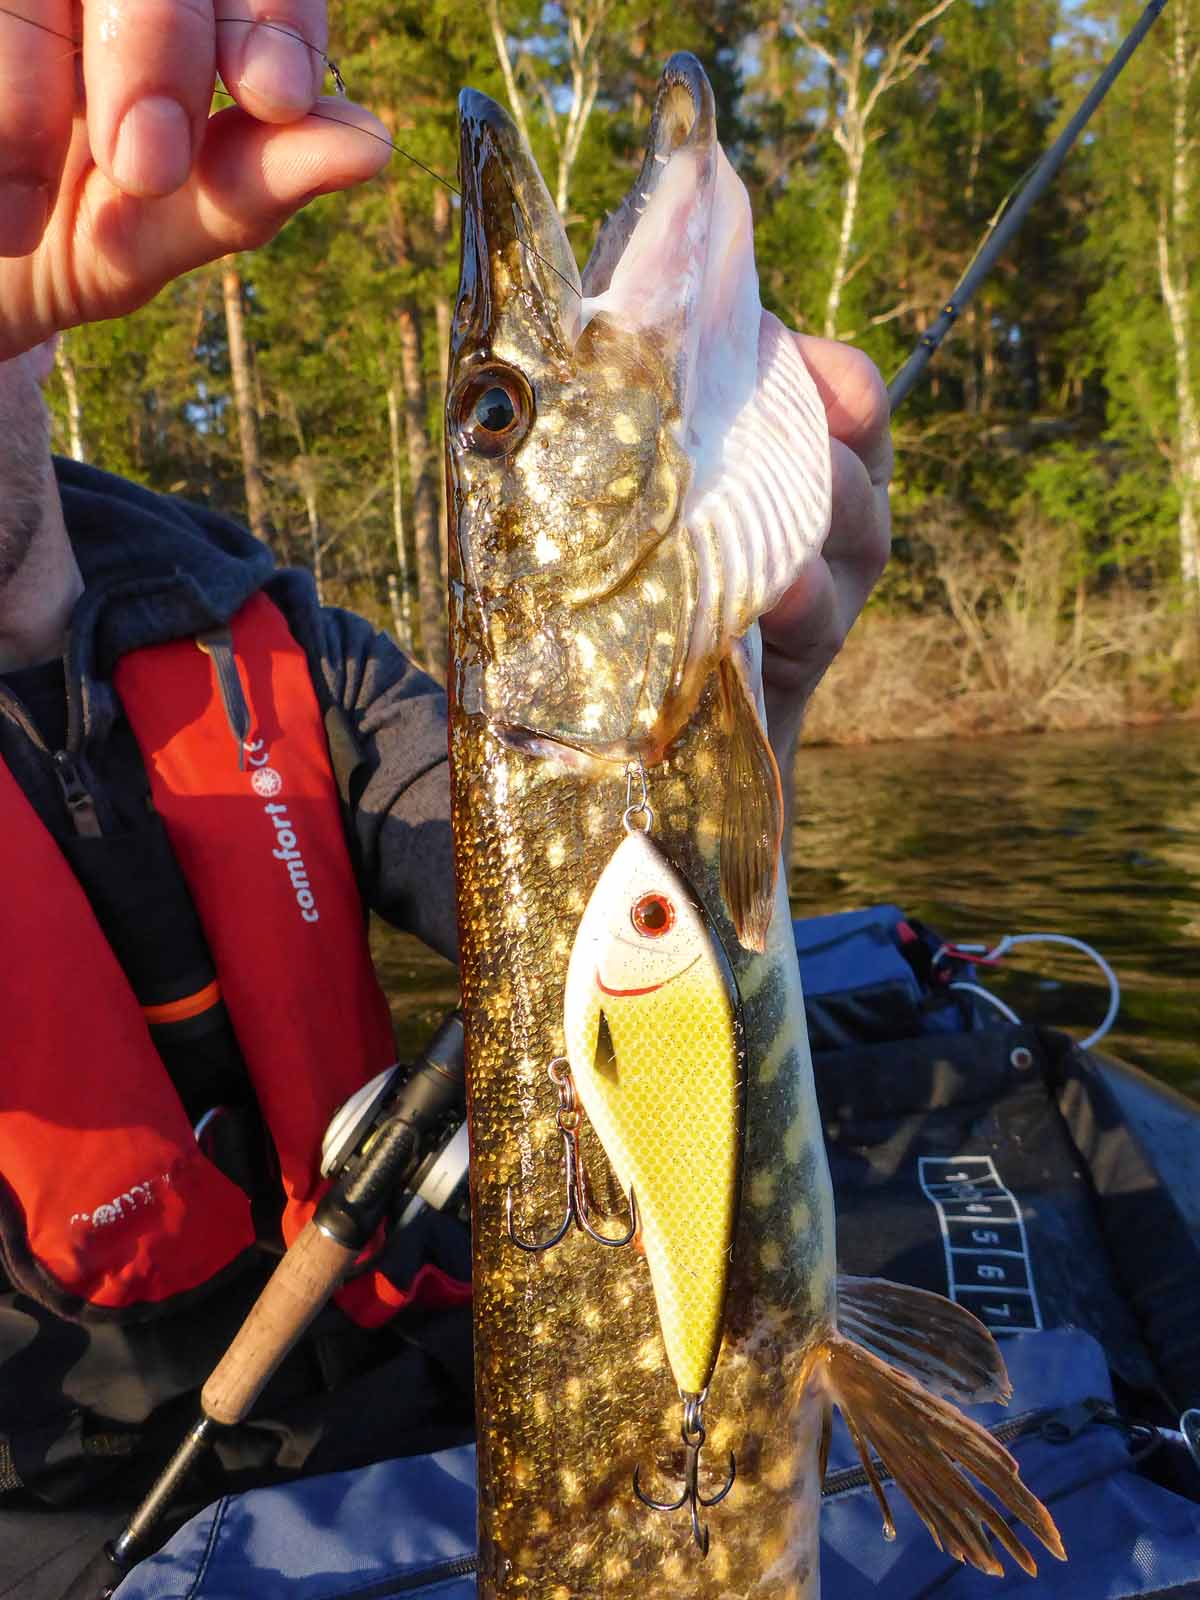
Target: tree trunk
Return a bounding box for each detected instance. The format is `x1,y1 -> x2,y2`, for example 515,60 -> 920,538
54,336 -> 86,462
297,458 -> 324,606
387,379 -> 414,654
387,572 -> 407,648
433,186 -> 453,585
221,260 -> 271,547
555,3 -> 606,215
1159,0 -> 1200,597
801,1 -> 960,340
280,393 -> 324,603
396,304 -> 445,680
825,126 -> 863,339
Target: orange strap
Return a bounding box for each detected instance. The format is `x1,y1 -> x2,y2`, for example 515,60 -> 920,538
141,979 -> 222,1027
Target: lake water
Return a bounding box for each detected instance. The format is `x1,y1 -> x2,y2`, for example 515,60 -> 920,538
373,722 -> 1200,1097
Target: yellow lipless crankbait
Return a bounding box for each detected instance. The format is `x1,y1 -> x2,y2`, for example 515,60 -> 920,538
562,804 -> 745,1545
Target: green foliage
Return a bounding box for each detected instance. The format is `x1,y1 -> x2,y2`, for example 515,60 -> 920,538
42,0 -> 1199,684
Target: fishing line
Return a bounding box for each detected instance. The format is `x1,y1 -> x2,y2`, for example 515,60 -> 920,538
0,6 -> 453,193
0,7 -> 348,87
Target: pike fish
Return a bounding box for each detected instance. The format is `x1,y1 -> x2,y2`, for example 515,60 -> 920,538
446,52 -> 1065,1599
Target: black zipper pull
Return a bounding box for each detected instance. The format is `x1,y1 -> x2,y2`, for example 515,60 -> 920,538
53,750 -> 102,838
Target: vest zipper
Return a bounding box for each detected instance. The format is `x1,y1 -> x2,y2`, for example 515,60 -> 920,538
0,683 -> 49,751
338,1554 -> 478,1596
52,749 -> 102,837
0,643 -> 96,832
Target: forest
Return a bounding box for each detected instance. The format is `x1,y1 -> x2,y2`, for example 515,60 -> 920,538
44,0 -> 1200,744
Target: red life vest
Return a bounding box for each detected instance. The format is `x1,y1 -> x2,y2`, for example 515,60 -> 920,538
0,593 -> 467,1328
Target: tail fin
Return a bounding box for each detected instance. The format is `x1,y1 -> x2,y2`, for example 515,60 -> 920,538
815,1276 -> 1066,1579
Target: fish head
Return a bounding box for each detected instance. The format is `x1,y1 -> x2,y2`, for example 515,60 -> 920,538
448,57 -> 830,769
448,69 -> 701,768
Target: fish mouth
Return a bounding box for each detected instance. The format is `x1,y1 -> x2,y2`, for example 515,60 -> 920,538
493,723 -> 628,778
596,974 -> 666,998
453,88 -> 583,363
580,53 -> 716,301
596,952 -> 701,998
456,54 -> 715,321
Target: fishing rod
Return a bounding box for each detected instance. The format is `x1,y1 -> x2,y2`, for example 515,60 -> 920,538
888,0 -> 1170,410
62,1011 -> 469,1600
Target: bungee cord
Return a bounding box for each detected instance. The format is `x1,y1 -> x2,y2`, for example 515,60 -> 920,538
939,931 -> 1123,1050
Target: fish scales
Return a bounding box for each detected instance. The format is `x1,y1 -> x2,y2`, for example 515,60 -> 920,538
448,50 -> 1063,1600
450,693 -> 832,1598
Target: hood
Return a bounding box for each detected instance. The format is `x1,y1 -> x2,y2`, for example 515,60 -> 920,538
55,458 -> 276,682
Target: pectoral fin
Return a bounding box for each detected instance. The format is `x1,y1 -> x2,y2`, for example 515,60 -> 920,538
718,648 -> 783,953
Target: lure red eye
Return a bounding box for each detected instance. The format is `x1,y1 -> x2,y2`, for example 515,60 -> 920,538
632,892 -> 675,938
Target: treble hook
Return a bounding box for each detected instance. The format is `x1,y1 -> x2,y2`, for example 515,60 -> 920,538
506,1059 -> 639,1253
633,1395 -> 737,1557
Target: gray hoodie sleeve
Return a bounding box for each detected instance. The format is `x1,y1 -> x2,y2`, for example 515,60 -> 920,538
316,605 -> 458,963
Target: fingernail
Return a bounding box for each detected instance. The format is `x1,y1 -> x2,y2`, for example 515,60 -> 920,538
239,20 -> 319,116
0,180 -> 49,257
113,97 -> 192,197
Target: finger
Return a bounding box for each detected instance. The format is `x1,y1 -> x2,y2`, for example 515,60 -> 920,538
760,437 -> 888,679
796,334 -> 893,489
215,1 -> 328,124
65,101 -> 390,319
83,0 -> 216,198
822,437 -> 890,609
0,2 -> 76,255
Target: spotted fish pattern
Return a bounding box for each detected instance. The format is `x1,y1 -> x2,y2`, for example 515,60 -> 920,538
452,714 -> 834,1598
448,52 -> 1065,1600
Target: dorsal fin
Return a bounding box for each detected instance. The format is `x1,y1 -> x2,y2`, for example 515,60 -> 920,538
718,649 -> 783,953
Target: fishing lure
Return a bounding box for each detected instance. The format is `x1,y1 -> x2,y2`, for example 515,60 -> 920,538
562,765 -> 746,1544
506,762 -> 745,1549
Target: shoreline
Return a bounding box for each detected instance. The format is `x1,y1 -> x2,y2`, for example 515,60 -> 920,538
799,605 -> 1200,749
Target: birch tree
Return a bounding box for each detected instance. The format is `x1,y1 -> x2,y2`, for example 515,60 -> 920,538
485,0 -> 612,216
1157,0 -> 1200,595
221,260 -> 271,547
387,379 -> 415,653
784,0 -> 961,339
1081,0 -> 1200,600
54,337 -> 86,463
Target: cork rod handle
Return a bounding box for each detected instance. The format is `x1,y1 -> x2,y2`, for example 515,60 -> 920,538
201,1221 -> 357,1426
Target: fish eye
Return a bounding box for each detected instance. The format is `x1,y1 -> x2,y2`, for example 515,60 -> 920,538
632,892 -> 675,939
476,388 -> 514,432
452,364 -> 534,458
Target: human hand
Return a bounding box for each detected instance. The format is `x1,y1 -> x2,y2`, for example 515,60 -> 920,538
761,335 -> 892,755
0,1 -> 391,360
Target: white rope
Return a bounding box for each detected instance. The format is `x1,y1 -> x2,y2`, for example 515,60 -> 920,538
936,932 -> 1121,1050
948,981 -> 1022,1026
